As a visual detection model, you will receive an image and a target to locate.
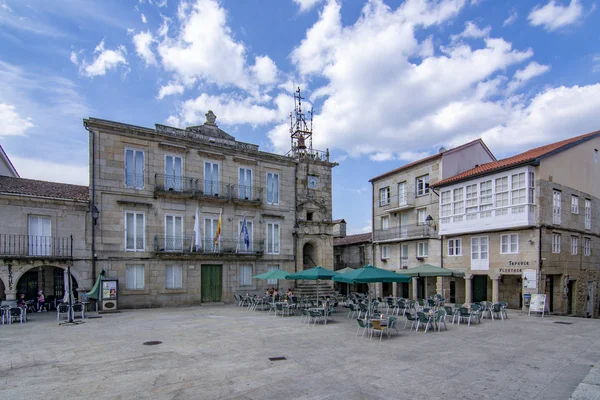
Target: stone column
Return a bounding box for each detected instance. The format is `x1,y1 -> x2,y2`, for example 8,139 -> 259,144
412,277 -> 418,300
392,282 -> 397,297
465,274 -> 473,304
436,277 -> 443,297
491,274 -> 501,304
5,289 -> 17,301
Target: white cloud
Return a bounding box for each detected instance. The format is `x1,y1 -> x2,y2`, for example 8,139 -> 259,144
141,13 -> 147,24
79,40 -> 128,77
528,0 -> 583,31
451,21 -> 491,42
503,9 -> 518,26
0,103 -> 35,137
397,151 -> 431,162
156,0 -> 168,7
506,61 -> 550,93
1,3 -> 12,12
348,220 -> 372,235
594,55 -> 600,73
10,156 -> 88,186
157,81 -> 185,99
370,152 -> 394,162
293,0 -> 322,13
250,55 -> 278,85
69,51 -> 79,65
132,31 -> 156,66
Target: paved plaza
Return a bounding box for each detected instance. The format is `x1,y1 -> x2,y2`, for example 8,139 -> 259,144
2,305 -> 600,400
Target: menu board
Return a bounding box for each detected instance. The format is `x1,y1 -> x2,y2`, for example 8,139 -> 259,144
529,294 -> 546,317
102,281 -> 117,300
523,269 -> 537,289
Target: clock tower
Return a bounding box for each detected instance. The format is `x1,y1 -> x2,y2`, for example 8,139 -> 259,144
288,88 -> 338,273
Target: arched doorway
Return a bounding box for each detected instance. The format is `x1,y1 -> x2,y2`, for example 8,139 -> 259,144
0,278 -> 5,300
302,242 -> 318,270
15,266 -> 79,307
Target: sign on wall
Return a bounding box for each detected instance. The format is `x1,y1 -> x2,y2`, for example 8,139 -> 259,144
523,269 -> 537,289
529,294 -> 547,318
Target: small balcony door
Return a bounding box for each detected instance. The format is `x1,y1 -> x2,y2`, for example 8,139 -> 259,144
204,162 -> 219,196
28,215 -> 51,256
238,168 -> 252,199
400,213 -> 408,238
165,215 -> 183,251
471,236 -> 489,270
165,155 -> 183,191
398,182 -> 407,206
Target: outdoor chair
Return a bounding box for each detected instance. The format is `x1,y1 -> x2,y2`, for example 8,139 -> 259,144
394,300 -> 406,316
427,299 -> 436,308
356,318 -> 372,338
444,306 -> 458,324
470,304 -> 482,324
370,319 -> 390,342
9,307 -> 24,324
387,316 -> 399,336
499,301 -> 509,319
404,312 -> 418,330
492,302 -> 507,321
434,309 -> 447,332
300,308 -> 310,323
347,303 -> 359,319
358,303 -> 368,319
308,310 -> 323,324
57,303 -> 70,321
274,303 -> 288,317
72,303 -> 85,320
480,301 -> 493,319
415,311 -> 433,333
386,298 -> 394,313
457,307 -> 476,326
0,307 -> 5,325
417,299 -> 425,310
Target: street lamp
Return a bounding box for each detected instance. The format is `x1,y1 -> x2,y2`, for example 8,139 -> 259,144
425,215 -> 436,230
92,206 -> 100,225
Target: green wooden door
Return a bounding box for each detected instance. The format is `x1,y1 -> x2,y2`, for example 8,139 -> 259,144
472,275 -> 488,302
201,265 -> 222,303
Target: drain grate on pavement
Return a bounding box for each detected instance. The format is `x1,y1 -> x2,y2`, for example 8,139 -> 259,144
269,357 -> 287,362
554,321 -> 573,325
143,341 -> 163,345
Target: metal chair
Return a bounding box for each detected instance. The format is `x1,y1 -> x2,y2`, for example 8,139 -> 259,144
8,307 -> 23,324
72,303 -> 85,320
57,303 -> 70,321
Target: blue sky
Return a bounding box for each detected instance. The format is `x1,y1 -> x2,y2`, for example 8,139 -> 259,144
1,0 -> 599,234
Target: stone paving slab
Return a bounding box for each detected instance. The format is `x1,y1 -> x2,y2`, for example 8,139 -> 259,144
1,306 -> 599,400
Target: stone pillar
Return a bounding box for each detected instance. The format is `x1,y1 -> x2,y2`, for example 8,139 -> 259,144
465,274 -> 473,304
392,282 -> 397,297
5,289 -> 17,301
436,277 -> 443,297
412,277 -> 418,300
491,274 -> 501,304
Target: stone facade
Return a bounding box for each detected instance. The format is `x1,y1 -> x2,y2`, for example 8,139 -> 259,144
84,114 -> 336,308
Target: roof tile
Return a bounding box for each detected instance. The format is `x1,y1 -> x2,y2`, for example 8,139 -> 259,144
0,175 -> 89,202
334,232 -> 372,246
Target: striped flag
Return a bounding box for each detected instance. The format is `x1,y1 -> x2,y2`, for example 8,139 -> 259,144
241,214 -> 250,250
213,209 -> 222,248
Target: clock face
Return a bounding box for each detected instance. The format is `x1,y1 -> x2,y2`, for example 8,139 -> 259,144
307,175 -> 319,189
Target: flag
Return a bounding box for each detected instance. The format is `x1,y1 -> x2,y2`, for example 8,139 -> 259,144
193,206 -> 200,251
213,209 -> 222,248
241,214 -> 250,251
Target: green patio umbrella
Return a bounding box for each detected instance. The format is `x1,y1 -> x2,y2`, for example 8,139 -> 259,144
334,267 -> 356,295
253,269 -> 290,291
400,264 -> 464,298
334,265 -> 411,320
286,266 -> 338,304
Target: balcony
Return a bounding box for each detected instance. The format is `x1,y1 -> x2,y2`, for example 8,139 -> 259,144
154,174 -> 263,205
373,224 -> 432,242
153,236 -> 264,258
378,193 -> 416,213
439,205 -> 536,236
0,234 -> 72,259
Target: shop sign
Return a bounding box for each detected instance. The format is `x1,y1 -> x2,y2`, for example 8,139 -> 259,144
499,268 -> 522,274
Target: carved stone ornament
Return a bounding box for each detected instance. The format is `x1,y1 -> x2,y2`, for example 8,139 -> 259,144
205,110 -> 217,125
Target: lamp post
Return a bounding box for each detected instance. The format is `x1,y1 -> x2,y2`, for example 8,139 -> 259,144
92,205 -> 100,225
293,223 -> 299,273
425,214 -> 435,229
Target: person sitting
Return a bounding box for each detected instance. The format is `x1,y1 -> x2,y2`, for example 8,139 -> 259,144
17,293 -> 26,307
287,289 -> 294,298
37,290 -> 46,312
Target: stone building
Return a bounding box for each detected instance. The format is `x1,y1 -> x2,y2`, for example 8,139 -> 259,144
333,231 -> 372,294
0,174 -> 91,302
369,139 -> 495,299
84,109 -> 336,308
434,130 -> 600,317
0,145 -> 19,178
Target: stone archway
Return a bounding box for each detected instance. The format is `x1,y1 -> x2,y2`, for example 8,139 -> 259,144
0,276 -> 5,300
302,241 -> 319,270
11,264 -> 80,303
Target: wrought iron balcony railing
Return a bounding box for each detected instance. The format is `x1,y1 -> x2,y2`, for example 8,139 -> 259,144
154,174 -> 263,202
373,224 -> 432,241
378,192 -> 416,210
0,234 -> 72,258
153,235 -> 264,255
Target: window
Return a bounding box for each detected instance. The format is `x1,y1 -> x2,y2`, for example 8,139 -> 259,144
416,175 -> 430,196
552,234 -> 561,253
471,237 -> 489,260
379,187 -> 390,206
398,182 -> 407,206
381,245 -> 390,259
453,188 -> 464,215
441,191 -> 451,217
495,177 -> 509,215
125,149 -> 144,189
267,172 -> 279,205
165,215 -> 183,251
417,208 -> 427,226
126,265 -> 144,290
401,244 -> 408,261
165,155 -> 182,191
165,266 -> 183,289
529,172 -> 535,204
238,167 -> 252,199
267,222 -> 280,254
553,190 -> 561,224
238,219 -> 253,252
204,162 -> 219,195
239,266 -> 252,286
500,234 -> 519,254
571,195 -> 579,214
306,212 -> 313,221
204,218 -> 219,251
381,216 -> 389,230
448,239 -> 462,256
400,213 -> 408,237
465,184 -> 478,216
417,241 -> 428,257
28,215 -> 51,256
511,173 -> 526,206
267,265 -> 279,285
585,199 -> 592,230
125,212 -> 145,251
571,236 -> 578,255
480,180 -> 493,217
584,238 -> 591,256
